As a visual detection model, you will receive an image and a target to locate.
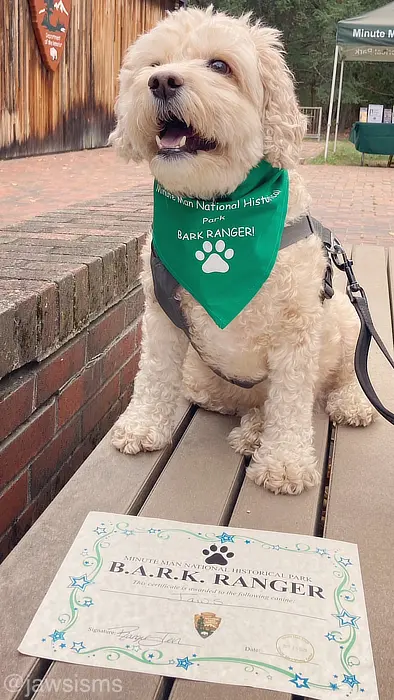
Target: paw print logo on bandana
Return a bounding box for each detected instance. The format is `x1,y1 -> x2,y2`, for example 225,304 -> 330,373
195,241 -> 234,274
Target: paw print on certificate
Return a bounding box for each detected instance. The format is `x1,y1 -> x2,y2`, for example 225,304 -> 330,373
195,241 -> 234,273
202,544 -> 234,565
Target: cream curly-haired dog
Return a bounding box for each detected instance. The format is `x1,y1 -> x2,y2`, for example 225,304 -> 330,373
109,6 -> 374,495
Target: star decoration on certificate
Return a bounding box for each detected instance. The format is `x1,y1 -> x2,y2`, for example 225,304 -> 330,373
176,656 -> 194,670
342,674 -> 360,688
334,609 -> 360,629
68,575 -> 91,591
49,630 -> 65,643
338,557 -> 352,567
289,673 -> 310,689
217,532 -> 235,544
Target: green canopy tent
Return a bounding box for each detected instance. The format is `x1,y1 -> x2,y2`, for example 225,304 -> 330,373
324,1 -> 394,160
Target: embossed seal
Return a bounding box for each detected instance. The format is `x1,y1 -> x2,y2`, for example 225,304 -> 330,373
276,634 -> 314,663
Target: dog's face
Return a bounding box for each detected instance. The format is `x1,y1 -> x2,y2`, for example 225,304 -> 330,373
110,7 -> 305,198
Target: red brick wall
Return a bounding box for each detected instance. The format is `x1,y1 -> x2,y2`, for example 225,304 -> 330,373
0,287 -> 143,562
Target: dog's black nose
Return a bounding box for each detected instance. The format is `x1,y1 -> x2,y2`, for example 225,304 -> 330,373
148,72 -> 184,100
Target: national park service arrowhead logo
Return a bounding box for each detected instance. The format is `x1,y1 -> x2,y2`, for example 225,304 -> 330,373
28,0 -> 71,71
194,612 -> 221,638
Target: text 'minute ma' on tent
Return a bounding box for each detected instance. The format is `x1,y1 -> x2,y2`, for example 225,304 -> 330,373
324,1 -> 394,160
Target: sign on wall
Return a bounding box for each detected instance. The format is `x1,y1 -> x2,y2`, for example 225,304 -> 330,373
367,104 -> 384,123
28,0 -> 71,72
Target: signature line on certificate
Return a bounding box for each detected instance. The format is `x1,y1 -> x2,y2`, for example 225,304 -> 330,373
100,589 -> 327,621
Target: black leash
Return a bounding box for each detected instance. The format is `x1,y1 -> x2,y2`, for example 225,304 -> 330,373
328,239 -> 394,425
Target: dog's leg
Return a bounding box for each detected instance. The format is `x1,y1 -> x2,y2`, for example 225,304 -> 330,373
228,408 -> 264,455
112,303 -> 188,454
325,305 -> 375,426
247,332 -> 321,495
326,381 -> 375,426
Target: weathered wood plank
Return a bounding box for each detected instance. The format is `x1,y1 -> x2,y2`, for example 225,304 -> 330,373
230,412 -> 329,534
171,411 -> 330,700
325,245 -> 394,700
0,0 -> 173,158
33,664 -> 170,700
171,680 -> 285,700
0,401 -> 192,700
32,410 -> 245,699
388,247 -> 394,336
140,410 -> 244,524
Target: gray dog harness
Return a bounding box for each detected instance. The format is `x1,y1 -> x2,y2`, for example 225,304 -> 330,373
151,215 -> 334,389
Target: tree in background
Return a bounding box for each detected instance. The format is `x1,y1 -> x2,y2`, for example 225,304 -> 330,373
192,0 -> 394,128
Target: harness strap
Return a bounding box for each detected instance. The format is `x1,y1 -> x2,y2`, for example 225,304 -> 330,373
151,245 -> 259,388
307,216 -> 334,302
151,215 -> 333,389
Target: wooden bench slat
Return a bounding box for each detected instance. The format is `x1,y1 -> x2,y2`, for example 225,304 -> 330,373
170,679 -> 285,700
170,411 -> 330,700
325,245 -> 394,700
32,410 -> 245,699
389,248 -> 394,332
140,410 -> 243,523
1,402 -> 192,700
35,664 -> 169,700
230,412 -> 329,534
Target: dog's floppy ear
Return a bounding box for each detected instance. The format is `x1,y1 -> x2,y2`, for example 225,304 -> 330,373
108,113 -> 143,164
250,24 -> 306,170
108,56 -> 144,163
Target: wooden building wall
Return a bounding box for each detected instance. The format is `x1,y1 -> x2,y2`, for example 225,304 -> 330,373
0,0 -> 173,158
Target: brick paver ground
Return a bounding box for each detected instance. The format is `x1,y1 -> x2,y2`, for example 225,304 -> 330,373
305,166 -> 394,246
1,146 -> 393,244
0,149 -> 151,227
300,140 -> 323,161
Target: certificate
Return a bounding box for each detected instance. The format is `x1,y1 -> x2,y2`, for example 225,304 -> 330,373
19,513 -> 379,699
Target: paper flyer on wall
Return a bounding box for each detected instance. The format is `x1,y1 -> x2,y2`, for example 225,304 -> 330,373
19,513 -> 379,699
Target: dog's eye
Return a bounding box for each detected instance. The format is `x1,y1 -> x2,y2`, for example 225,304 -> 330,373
208,59 -> 231,75
150,62 -> 160,67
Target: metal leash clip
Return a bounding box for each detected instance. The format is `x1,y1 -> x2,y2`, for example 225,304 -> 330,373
329,240 -> 367,303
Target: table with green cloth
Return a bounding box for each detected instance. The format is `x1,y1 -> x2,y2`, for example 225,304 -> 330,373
349,122 -> 394,166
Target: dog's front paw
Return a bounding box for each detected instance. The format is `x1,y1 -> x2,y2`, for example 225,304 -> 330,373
326,384 -> 376,427
228,408 -> 263,455
111,415 -> 172,455
247,444 -> 320,495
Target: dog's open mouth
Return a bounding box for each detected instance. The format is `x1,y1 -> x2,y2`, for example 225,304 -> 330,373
156,117 -> 216,156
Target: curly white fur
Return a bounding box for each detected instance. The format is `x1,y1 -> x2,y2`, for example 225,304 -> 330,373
110,7 -> 374,495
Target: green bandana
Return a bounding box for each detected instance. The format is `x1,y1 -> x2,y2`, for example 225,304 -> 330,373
152,160 -> 289,329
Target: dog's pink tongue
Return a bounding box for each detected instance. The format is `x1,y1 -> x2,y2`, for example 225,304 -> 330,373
160,126 -> 192,148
